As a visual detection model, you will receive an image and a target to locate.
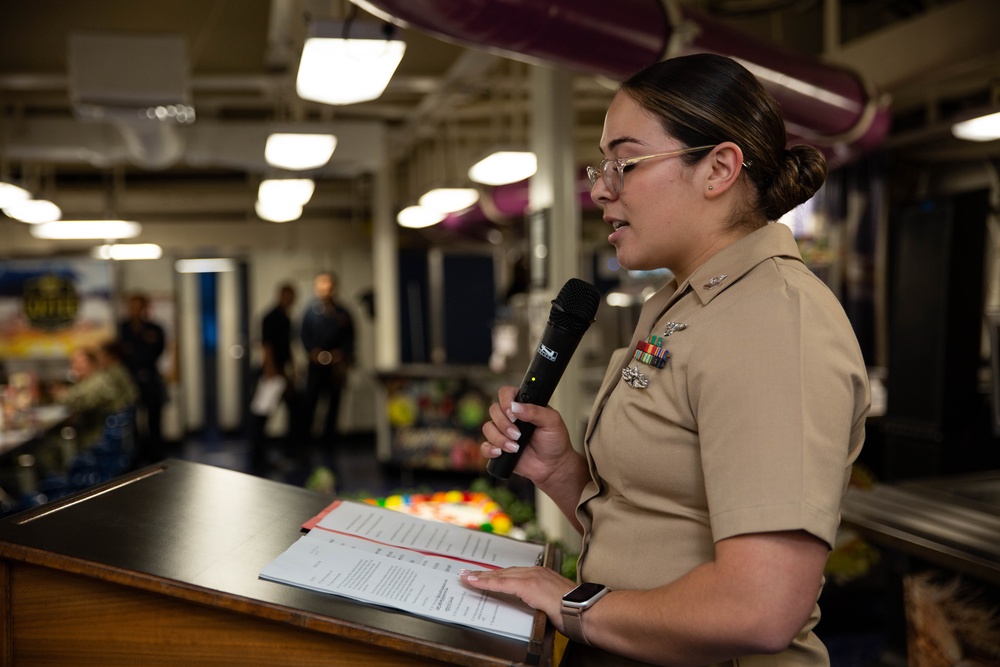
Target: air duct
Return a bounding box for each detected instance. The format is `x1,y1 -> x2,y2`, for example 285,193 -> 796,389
354,0 -> 890,163
68,32 -> 192,170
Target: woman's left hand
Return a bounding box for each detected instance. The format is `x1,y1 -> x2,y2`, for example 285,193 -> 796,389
460,566 -> 577,631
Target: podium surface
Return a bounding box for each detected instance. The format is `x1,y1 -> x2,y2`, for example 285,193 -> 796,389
0,459 -> 551,666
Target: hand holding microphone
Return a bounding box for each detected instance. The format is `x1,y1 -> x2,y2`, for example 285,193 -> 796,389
487,279 -> 601,480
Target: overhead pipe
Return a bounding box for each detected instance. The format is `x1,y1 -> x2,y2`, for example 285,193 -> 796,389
355,0 -> 890,163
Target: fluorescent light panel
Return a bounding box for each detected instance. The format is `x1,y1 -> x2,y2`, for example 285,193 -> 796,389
258,178 -> 315,206
952,110 -> 1000,142
92,243 -> 163,260
0,182 -> 31,208
418,188 -> 479,214
397,205 -> 445,229
4,198 -> 62,223
255,199 -> 302,223
175,258 -> 236,273
468,151 -> 538,186
30,220 -> 141,239
296,20 -> 405,106
265,133 -> 337,170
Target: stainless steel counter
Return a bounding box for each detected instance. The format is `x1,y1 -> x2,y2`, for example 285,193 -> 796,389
841,471 -> 1000,586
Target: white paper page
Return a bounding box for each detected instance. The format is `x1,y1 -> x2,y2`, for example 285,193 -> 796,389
313,500 -> 543,570
250,375 -> 286,415
260,530 -> 536,640
303,529 -> 466,573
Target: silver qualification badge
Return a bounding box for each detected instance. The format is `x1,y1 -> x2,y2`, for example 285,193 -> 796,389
621,365 -> 648,389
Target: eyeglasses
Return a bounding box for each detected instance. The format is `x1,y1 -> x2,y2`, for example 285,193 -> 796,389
586,145 -> 716,194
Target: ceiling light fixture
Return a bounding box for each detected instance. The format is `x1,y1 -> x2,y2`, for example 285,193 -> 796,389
397,205 -> 445,229
255,199 -> 303,223
951,109 -> 1000,142
468,151 -> 538,186
175,258 -> 237,273
265,133 -> 337,170
4,198 -> 62,223
92,243 -> 163,260
29,220 -> 141,239
418,188 -> 480,215
296,18 -> 405,106
0,182 -> 31,208
258,178 -> 315,206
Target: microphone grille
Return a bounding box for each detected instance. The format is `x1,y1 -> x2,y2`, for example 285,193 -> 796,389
549,278 -> 601,335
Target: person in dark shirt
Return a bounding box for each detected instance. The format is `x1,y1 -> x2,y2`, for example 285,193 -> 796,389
249,282 -> 298,469
118,293 -> 167,466
300,272 -> 354,465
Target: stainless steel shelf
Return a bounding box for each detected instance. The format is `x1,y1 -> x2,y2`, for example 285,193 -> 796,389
841,472 -> 1000,585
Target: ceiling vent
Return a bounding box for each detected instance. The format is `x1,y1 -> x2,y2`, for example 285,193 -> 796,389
67,32 -> 192,169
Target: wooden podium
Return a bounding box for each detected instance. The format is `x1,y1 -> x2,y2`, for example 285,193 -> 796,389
0,459 -> 555,666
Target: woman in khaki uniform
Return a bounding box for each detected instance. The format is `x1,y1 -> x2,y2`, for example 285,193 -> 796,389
462,53 -> 870,666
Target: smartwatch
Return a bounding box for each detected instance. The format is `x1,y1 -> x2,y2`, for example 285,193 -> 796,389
561,582 -> 610,646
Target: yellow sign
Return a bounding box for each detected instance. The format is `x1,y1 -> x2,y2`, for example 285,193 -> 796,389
22,273 -> 79,331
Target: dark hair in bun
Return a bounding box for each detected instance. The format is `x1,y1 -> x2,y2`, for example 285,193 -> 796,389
620,53 -> 827,228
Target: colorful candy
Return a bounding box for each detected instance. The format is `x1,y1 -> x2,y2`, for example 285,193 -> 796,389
364,490 -> 515,535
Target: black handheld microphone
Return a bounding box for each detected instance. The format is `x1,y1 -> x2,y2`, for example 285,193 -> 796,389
487,278 -> 601,479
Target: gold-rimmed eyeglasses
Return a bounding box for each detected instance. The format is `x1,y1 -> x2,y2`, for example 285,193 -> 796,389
586,145 -> 716,194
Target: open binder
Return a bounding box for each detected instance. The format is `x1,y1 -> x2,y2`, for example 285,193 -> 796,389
261,498 -> 558,658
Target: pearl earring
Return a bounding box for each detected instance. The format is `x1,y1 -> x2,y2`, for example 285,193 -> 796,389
707,185 -> 714,191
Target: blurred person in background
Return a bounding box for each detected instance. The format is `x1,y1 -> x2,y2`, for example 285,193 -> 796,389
96,339 -> 139,412
119,293 -> 167,466
249,282 -> 300,470
51,346 -> 135,455
300,272 -> 354,468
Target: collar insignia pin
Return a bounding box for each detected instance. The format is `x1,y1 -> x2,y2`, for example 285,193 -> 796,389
704,275 -> 728,290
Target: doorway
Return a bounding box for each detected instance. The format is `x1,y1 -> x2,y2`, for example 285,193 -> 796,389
174,260 -> 250,444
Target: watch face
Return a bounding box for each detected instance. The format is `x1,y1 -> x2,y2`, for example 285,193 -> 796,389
564,582 -> 607,604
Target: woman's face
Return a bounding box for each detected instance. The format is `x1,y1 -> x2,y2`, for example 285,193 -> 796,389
591,92 -> 710,276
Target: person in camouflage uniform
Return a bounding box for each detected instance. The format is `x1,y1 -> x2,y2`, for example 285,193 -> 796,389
53,346 -> 136,452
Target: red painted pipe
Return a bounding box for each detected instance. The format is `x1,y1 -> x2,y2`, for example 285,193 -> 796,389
356,0 -> 889,161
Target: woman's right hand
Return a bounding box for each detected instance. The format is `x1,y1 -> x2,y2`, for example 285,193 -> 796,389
481,385 -> 574,485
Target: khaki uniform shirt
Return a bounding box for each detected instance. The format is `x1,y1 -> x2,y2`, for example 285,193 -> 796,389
571,223 -> 870,667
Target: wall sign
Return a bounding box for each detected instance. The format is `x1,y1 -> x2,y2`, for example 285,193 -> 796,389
0,258 -> 114,358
